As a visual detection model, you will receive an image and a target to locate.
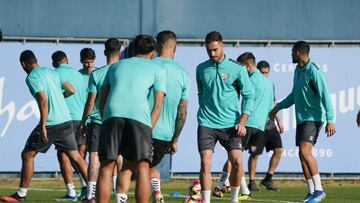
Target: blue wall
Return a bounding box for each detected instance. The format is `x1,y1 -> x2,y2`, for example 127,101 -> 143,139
1,0 -> 359,40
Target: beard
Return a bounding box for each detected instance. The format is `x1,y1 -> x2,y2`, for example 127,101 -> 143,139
292,57 -> 298,64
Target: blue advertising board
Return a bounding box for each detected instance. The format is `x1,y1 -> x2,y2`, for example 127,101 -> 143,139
0,42 -> 359,173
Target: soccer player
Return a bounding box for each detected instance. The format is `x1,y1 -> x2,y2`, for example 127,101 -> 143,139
270,41 -> 336,202
196,31 -> 255,203
4,50 -> 88,201
114,30 -> 190,203
77,47 -> 96,197
238,54 -> 275,193
254,60 -> 284,191
79,38 -> 122,202
96,35 -> 166,203
51,50 -> 88,200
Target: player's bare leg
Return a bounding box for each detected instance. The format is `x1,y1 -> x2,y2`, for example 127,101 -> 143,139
86,151 -> 100,200
65,150 -> 88,182
19,150 -> 37,188
228,149 -> 243,203
200,150 -> 213,203
116,160 -> 134,203
57,151 -> 76,197
136,160 -> 150,203
97,160 -> 115,203
261,148 -> 283,191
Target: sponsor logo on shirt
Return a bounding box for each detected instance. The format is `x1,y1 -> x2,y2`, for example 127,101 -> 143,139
222,73 -> 229,82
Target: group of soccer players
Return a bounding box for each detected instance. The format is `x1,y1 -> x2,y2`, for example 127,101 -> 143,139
2,30 -> 335,203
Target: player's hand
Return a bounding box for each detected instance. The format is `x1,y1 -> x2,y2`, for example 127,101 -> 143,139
168,141 -> 177,154
325,123 -> 336,137
357,111 -> 360,127
79,123 -> 87,137
269,107 -> 278,121
40,126 -> 48,144
235,123 -> 246,136
277,122 -> 285,134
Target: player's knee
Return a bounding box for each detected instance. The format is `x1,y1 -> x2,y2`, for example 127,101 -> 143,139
21,150 -> 34,161
230,157 -> 242,169
299,147 -> 311,159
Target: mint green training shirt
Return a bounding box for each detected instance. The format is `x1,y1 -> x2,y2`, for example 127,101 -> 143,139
245,69 -> 274,131
196,56 -> 255,129
87,65 -> 109,124
276,60 -> 334,124
26,67 -> 71,126
103,57 -> 167,127
79,68 -> 95,123
55,64 -> 87,120
150,57 -> 190,141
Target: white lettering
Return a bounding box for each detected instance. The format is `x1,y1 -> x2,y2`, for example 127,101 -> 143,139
339,88 -> 354,113
16,100 -> 39,121
0,78 -> 16,138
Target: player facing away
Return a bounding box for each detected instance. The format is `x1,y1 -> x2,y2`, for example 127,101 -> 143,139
51,50 -> 89,201
79,38 -> 122,202
114,31 -> 190,203
270,41 -> 336,203
96,35 -> 166,203
150,30 -> 190,202
253,60 -> 284,191
196,31 -> 255,203
3,50 -> 88,201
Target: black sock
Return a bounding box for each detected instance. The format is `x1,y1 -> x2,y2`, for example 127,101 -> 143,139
250,179 -> 255,183
265,173 -> 273,181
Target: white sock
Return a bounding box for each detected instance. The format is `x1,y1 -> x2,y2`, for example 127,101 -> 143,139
17,187 -> 27,197
240,177 -> 250,195
306,179 -> 315,194
312,174 -> 323,191
151,178 -> 161,192
216,171 -> 229,189
112,176 -> 117,192
115,193 -> 128,203
224,177 -> 230,187
86,181 -> 96,200
230,186 -> 240,203
201,190 -> 211,203
66,183 -> 76,197
79,174 -> 87,188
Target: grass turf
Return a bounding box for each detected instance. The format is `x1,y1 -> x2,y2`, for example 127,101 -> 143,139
0,179 -> 360,202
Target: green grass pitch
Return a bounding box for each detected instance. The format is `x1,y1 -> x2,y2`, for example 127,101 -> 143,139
0,179 -> 360,202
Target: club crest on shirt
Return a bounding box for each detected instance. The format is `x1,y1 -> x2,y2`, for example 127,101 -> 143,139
251,146 -> 257,153
222,73 -> 229,82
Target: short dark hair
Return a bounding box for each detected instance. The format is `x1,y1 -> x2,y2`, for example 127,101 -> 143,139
20,50 -> 37,64
105,38 -> 121,54
156,30 -> 177,52
80,48 -> 96,60
293,41 -> 310,55
133,35 -> 156,55
237,52 -> 256,64
51,50 -> 67,63
205,31 -> 223,44
257,60 -> 270,70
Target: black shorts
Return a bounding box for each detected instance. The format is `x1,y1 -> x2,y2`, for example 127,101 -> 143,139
24,121 -> 78,153
73,121 -> 86,146
245,127 -> 265,155
151,138 -> 171,167
197,125 -> 243,152
86,123 -> 101,152
296,121 -> 323,146
99,117 -> 153,163
264,127 -> 283,152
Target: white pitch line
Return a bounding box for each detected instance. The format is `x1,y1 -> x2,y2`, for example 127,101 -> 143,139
10,187 -> 303,203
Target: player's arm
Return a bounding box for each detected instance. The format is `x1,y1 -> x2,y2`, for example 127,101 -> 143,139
196,67 -> 203,103
151,91 -> 165,128
270,89 -> 295,119
36,91 -> 49,143
312,69 -> 335,136
80,93 -> 96,135
169,99 -> 188,154
62,81 -> 76,98
356,110 -> 360,127
236,67 -> 255,136
273,101 -> 285,133
99,85 -> 109,119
